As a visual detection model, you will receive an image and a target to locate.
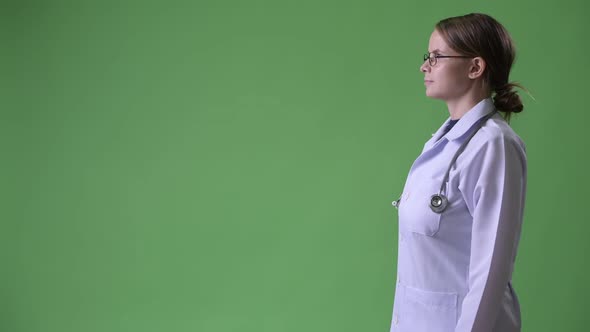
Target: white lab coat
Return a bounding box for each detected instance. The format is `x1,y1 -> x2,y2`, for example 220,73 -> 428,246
390,98 -> 527,332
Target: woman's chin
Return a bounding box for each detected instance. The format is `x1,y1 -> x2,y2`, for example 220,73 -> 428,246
425,89 -> 440,99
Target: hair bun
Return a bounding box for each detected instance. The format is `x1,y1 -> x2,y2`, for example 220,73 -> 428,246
493,82 -> 524,115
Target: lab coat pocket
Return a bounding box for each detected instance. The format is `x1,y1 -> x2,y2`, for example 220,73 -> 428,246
399,181 -> 442,236
401,285 -> 457,332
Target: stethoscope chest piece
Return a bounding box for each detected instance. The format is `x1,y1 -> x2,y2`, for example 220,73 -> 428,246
429,194 -> 448,213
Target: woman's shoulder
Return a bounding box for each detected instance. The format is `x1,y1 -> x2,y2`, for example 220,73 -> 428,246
476,114 -> 526,152
457,114 -> 527,181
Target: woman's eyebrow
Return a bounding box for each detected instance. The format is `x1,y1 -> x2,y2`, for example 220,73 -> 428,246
428,49 -> 442,54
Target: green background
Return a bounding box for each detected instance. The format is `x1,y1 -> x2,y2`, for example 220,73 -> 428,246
3,0 -> 588,331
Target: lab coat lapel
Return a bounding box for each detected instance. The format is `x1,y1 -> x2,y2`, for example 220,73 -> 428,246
409,98 -> 496,176
421,98 -> 496,152
422,118 -> 453,153
443,98 -> 496,142
406,125 -> 450,178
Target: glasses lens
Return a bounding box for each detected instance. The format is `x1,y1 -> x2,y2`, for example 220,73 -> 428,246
429,53 -> 436,66
424,53 -> 435,66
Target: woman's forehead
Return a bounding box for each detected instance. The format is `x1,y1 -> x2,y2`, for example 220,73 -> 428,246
428,30 -> 450,53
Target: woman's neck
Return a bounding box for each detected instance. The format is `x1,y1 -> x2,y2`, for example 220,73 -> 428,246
446,92 -> 491,120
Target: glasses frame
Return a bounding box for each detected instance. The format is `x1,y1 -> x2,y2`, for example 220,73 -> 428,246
424,52 -> 471,66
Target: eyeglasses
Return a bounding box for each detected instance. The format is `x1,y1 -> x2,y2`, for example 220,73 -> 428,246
423,52 -> 471,66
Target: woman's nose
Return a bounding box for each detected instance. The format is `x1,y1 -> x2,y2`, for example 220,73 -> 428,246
420,61 -> 430,73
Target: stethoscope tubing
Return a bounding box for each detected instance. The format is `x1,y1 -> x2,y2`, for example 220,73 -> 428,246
393,111 -> 497,214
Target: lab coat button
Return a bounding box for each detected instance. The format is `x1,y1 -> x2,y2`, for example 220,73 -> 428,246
393,314 -> 399,325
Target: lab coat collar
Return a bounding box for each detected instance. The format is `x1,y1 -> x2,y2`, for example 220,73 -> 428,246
438,98 -> 496,142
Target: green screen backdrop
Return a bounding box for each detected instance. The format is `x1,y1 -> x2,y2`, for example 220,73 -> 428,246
3,0 -> 589,331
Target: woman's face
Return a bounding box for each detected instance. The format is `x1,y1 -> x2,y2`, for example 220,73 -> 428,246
420,29 -> 472,101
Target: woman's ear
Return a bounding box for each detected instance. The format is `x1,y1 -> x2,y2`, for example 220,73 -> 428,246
468,57 -> 486,79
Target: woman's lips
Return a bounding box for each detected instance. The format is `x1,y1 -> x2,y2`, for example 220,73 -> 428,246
424,80 -> 433,85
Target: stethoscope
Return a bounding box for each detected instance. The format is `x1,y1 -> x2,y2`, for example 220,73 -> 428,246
392,111 -> 497,214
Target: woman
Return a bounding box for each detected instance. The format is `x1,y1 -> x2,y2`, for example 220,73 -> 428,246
390,13 -> 527,332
